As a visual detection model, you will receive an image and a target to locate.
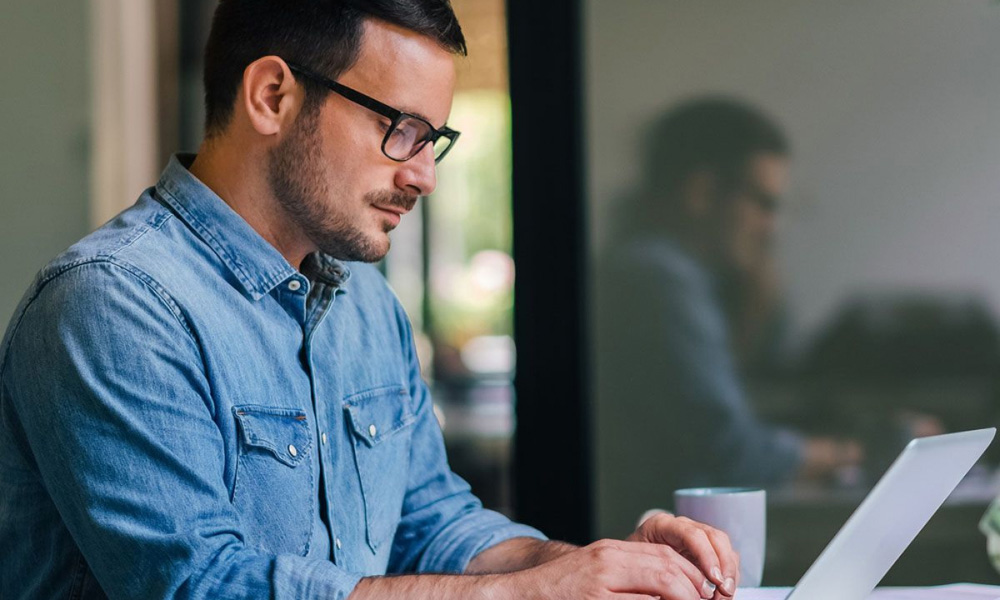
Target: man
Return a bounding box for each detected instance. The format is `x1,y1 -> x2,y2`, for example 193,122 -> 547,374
0,2 -> 738,599
596,98 -> 864,533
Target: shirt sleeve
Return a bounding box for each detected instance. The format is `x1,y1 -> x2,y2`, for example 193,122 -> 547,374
1,260 -> 362,600
386,299 -> 547,575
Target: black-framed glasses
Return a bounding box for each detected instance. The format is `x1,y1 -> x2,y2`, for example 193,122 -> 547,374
286,61 -> 460,164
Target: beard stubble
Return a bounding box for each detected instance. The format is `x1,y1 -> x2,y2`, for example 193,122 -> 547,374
267,105 -> 416,263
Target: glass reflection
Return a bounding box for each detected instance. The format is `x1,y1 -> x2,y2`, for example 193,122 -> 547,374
597,98 -> 865,514
587,1 -> 1000,584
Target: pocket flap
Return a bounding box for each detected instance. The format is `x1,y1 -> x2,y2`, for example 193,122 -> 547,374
343,386 -> 415,447
233,405 -> 312,467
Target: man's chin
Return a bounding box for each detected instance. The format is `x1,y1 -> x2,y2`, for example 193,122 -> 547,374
314,230 -> 391,263
364,245 -> 390,263
368,233 -> 392,262
349,236 -> 391,264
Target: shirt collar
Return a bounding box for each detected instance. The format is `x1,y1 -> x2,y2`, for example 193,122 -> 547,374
302,252 -> 352,288
153,154 -> 350,301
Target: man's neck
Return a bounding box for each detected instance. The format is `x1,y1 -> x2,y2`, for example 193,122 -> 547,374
188,141 -> 315,269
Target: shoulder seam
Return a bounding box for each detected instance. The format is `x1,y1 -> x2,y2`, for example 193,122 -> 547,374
0,258 -> 198,383
106,205 -> 175,259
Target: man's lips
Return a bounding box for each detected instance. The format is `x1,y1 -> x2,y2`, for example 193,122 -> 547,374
372,204 -> 408,227
373,204 -> 409,217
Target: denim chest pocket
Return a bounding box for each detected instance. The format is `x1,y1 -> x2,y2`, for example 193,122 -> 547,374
232,405 -> 314,556
344,386 -> 416,553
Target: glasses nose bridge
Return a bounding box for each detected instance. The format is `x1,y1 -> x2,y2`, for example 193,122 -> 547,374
408,117 -> 438,155
415,137 -> 438,165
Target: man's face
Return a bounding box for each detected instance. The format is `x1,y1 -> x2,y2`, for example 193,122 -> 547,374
268,19 -> 456,262
716,153 -> 789,274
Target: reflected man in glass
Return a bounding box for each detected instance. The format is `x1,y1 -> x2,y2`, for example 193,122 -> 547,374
597,97 -> 862,528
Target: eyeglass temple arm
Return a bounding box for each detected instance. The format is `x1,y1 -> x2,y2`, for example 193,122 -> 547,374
286,62 -> 401,121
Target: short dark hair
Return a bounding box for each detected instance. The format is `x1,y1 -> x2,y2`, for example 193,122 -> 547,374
203,0 -> 467,138
642,96 -> 790,198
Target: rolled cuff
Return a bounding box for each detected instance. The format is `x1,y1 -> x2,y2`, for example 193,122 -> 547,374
416,509 -> 548,574
273,555 -> 364,600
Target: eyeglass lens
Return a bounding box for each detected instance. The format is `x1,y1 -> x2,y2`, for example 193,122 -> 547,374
384,116 -> 453,161
432,134 -> 453,160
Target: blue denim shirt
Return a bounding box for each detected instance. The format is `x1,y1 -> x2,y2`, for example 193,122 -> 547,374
0,155 -> 544,599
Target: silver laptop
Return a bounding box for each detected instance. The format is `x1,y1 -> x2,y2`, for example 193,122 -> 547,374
773,428 -> 996,600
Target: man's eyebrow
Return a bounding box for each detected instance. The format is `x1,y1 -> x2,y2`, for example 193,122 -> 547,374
401,108 -> 443,128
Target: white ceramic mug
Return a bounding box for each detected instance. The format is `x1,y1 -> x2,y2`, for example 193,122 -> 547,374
673,487 -> 766,588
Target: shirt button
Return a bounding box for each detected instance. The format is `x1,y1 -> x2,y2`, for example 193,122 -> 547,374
321,432 -> 328,445
335,537 -> 342,549
287,279 -> 302,292
368,424 -> 377,437
288,444 -> 298,457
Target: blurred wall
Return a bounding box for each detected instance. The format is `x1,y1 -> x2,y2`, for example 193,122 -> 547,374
586,0 -> 1000,537
0,1 -> 91,325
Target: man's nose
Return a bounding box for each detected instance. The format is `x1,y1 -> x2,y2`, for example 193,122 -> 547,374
395,143 -> 438,197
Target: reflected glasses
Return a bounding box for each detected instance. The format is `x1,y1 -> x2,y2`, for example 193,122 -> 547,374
286,62 -> 460,164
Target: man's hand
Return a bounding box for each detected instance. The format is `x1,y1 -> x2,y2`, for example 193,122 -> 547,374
349,536 -> 727,600
351,514 -> 740,600
800,437 -> 864,481
627,512 -> 739,599
502,538 -> 722,600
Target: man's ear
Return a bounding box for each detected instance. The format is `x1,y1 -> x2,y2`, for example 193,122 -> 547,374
681,169 -> 717,218
241,56 -> 303,137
